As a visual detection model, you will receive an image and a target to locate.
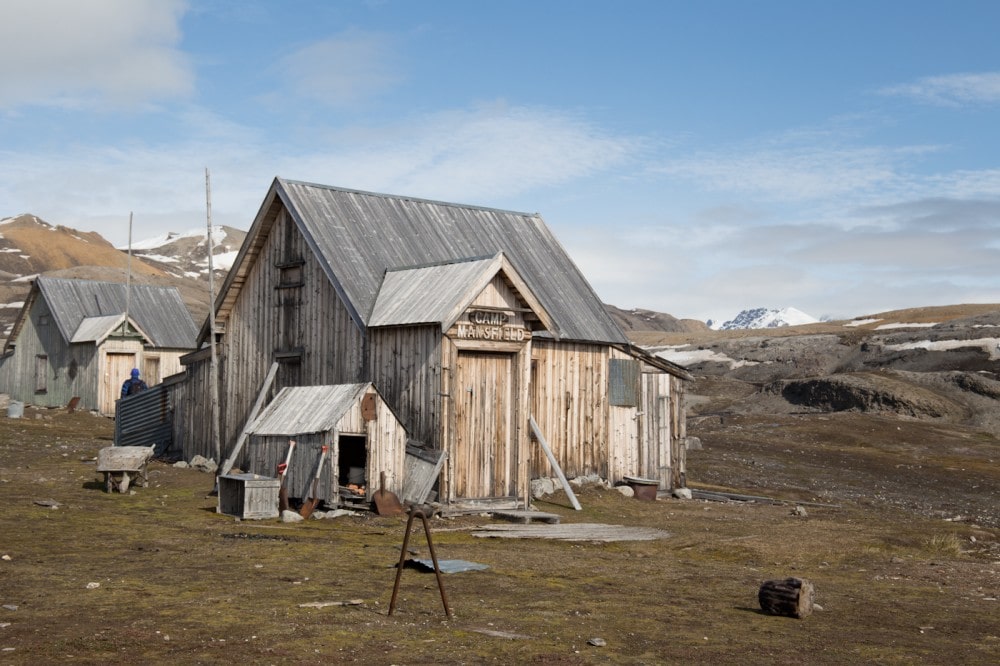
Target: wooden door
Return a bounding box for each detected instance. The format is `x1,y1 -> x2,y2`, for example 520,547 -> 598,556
142,356 -> 161,386
640,373 -> 672,486
453,352 -> 515,499
103,352 -> 137,415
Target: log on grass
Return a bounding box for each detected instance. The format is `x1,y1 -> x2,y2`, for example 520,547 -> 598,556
758,577 -> 814,618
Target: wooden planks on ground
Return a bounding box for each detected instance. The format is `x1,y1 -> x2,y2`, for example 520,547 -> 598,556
472,523 -> 669,542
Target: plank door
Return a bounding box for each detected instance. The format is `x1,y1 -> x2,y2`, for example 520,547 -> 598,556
453,352 -> 515,499
103,352 -> 137,415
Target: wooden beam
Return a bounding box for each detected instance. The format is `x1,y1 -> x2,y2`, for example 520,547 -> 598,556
219,361 -> 279,476
529,416 -> 581,511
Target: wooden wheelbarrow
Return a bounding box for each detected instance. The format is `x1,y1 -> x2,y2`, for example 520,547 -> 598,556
96,446 -> 155,493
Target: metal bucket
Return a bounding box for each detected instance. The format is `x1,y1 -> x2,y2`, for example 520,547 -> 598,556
7,401 -> 24,419
624,475 -> 659,501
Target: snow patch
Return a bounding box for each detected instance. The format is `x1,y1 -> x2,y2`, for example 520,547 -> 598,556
13,274 -> 38,282
845,318 -> 881,327
139,254 -> 179,264
209,250 -> 238,271
2,301 -> 25,308
653,345 -> 761,369
874,322 -> 938,330
884,337 -> 1000,361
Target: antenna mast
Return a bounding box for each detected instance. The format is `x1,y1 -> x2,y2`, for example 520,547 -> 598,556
206,169 -> 222,466
124,211 -> 133,336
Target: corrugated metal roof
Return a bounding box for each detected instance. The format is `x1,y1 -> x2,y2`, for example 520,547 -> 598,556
246,383 -> 370,436
369,255 -> 499,328
36,277 -> 198,349
276,179 -> 627,344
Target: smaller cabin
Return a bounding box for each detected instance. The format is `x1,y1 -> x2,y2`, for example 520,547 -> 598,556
243,383 -> 408,507
0,277 -> 198,415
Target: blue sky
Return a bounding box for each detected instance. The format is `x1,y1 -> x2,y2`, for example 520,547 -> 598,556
2,0 -> 999,323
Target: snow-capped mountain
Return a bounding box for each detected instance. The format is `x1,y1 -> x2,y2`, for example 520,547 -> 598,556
713,307 -> 819,330
118,226 -> 245,280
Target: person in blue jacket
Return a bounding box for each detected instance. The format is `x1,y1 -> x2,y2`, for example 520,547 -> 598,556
121,368 -> 148,398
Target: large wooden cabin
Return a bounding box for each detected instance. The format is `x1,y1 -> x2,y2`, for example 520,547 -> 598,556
176,178 -> 690,508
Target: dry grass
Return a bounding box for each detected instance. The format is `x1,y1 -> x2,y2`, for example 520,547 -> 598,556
0,406 -> 998,664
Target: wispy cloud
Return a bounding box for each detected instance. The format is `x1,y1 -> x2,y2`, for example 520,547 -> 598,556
0,0 -> 192,110
879,72 -> 1000,106
654,134 -> 934,203
291,103 -> 641,201
269,29 -> 401,109
0,102 -> 642,243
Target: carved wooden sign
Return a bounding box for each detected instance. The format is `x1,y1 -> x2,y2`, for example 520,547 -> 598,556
453,309 -> 530,342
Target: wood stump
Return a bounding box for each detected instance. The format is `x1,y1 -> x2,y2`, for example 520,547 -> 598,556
758,577 -> 814,618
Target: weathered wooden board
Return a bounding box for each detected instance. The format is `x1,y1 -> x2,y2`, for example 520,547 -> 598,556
97,446 -> 153,473
401,444 -> 446,504
472,523 -> 670,542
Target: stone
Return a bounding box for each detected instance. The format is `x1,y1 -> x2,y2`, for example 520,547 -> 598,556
530,477 -> 555,499
281,510 -> 304,523
188,455 -> 218,473
672,488 -> 693,500
173,461 -> 189,468
587,637 -> 606,647
685,436 -> 703,451
791,505 -> 808,517
617,485 -> 635,498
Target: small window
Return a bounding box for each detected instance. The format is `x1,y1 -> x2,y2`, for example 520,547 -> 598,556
276,261 -> 304,289
608,359 -> 640,407
39,314 -> 50,326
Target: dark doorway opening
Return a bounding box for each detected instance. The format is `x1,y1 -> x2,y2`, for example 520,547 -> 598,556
338,435 -> 367,495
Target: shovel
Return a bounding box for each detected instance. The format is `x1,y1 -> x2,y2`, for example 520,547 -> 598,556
299,445 -> 329,519
277,439 -> 296,513
373,470 -> 403,516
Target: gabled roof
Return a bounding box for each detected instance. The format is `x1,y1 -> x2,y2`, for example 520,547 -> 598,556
368,252 -> 556,334
70,314 -> 152,345
212,178 -> 627,344
246,383 -> 374,436
16,277 -> 198,349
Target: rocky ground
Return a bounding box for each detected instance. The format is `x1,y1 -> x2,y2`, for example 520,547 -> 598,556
0,305 -> 997,663
0,400 -> 997,663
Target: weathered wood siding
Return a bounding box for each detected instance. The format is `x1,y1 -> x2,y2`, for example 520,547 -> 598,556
337,386 -> 409,497
0,297 -> 96,409
368,325 -> 441,447
174,350 -> 224,462
530,340 -> 609,480
217,207 -> 365,461
530,342 -> 683,488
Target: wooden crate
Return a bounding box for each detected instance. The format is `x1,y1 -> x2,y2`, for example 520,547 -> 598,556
218,473 -> 280,519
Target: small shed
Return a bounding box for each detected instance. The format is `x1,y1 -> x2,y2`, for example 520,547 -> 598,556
243,383 -> 408,506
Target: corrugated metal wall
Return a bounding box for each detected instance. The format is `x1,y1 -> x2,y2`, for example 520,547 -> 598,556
114,374 -> 185,455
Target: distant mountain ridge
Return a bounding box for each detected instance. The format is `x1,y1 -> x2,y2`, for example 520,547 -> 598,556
0,213 -> 246,342
713,307 -> 819,330
603,304 -> 710,334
